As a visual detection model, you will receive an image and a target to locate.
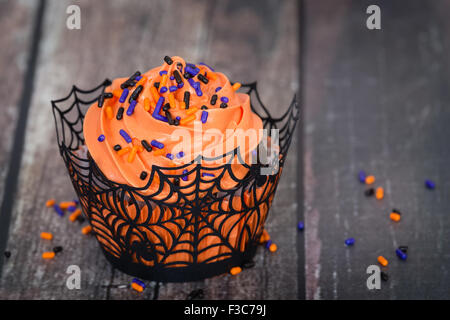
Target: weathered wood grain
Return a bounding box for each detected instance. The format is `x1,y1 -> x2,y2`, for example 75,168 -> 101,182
303,0 -> 450,299
0,0 -> 299,299
0,0 -> 38,225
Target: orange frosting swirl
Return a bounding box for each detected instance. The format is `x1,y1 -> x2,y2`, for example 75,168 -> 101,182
83,56 -> 263,194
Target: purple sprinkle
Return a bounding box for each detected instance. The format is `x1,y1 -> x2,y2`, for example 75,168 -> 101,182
220,96 -> 229,103
182,169 -> 188,181
67,205 -> 77,212
185,65 -> 200,76
151,140 -> 164,149
202,172 -> 214,178
159,70 -> 168,76
177,151 -> 184,158
170,76 -> 175,80
119,129 -> 132,143
199,62 -> 215,72
126,100 -> 137,116
201,111 -> 208,123
177,82 -> 184,89
265,240 -> 273,248
188,78 -> 197,89
135,76 -> 142,81
176,116 -> 181,121
166,153 -> 174,160
215,87 -> 222,92
119,89 -> 129,103
169,86 -> 177,92
152,97 -> 168,122
98,134 -> 105,142
160,86 -> 168,93
195,88 -> 203,97
73,199 -> 79,205
53,204 -> 64,217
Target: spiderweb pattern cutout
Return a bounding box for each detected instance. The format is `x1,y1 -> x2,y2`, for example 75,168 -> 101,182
52,80 -> 299,282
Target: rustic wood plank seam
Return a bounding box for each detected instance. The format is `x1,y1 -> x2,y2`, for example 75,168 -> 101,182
0,0 -> 46,277
297,0 -> 306,301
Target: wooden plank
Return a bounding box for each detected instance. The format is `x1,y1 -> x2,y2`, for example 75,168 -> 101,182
303,0 -> 450,299
0,0 -> 38,231
0,0 -> 299,299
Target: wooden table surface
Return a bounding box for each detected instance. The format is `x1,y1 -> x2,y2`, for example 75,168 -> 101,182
0,0 -> 449,300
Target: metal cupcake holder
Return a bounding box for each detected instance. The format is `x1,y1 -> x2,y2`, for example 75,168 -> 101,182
52,80 -> 299,282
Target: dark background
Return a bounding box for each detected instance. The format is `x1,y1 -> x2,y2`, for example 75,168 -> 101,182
0,0 -> 449,299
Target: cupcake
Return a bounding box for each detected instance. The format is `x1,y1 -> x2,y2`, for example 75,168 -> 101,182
52,56 -> 298,282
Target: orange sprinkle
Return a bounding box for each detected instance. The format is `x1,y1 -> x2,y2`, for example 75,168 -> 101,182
230,266 -> 242,275
117,147 -> 131,156
207,72 -> 218,81
269,243 -> 278,252
180,101 -> 186,110
375,187 -> 384,200
131,282 -> 144,292
153,148 -> 165,156
82,225 -> 92,235
168,93 -> 176,109
40,232 -> 53,240
42,252 -> 55,259
186,107 -> 198,115
232,82 -> 242,91
390,212 -> 401,222
180,114 -> 196,125
377,256 -> 388,267
59,201 -> 76,210
105,106 -> 113,120
365,175 -> 375,185
45,199 -> 55,207
127,146 -> 139,163
150,86 -> 160,103
113,89 -> 122,98
160,74 -> 168,88
136,76 -> 147,87
69,208 -> 82,222
144,98 -> 151,112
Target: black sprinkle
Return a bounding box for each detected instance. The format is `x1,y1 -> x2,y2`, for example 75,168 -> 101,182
77,216 -> 85,223
399,246 -> 408,253
177,63 -> 183,73
98,94 -> 105,108
141,140 -> 152,152
4,251 -> 11,258
154,82 -> 160,89
201,105 -> 208,110
120,80 -> 136,89
364,188 -> 374,196
104,92 -> 113,99
130,71 -> 141,81
197,73 -> 209,84
140,171 -> 148,180
392,208 -> 402,215
242,260 -> 255,269
116,107 -> 124,120
174,118 -> 180,126
164,56 -> 173,65
210,94 -> 217,105
220,102 -> 228,108
165,111 -> 174,125
114,144 -> 122,151
130,85 -> 143,102
183,72 -> 193,79
173,177 -> 180,186
381,272 -> 389,282
173,70 -> 183,84
187,289 -> 204,300
162,103 -> 171,112
53,246 -> 63,254
184,91 -> 190,109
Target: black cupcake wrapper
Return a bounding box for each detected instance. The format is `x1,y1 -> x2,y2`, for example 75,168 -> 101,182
51,80 -> 299,282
